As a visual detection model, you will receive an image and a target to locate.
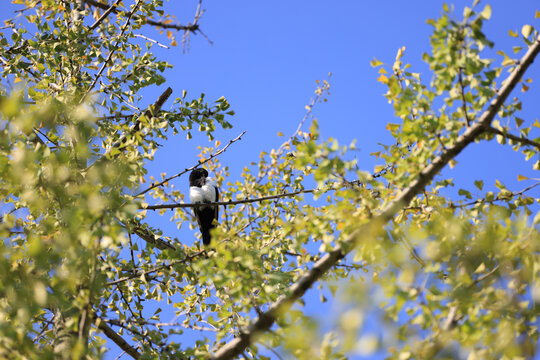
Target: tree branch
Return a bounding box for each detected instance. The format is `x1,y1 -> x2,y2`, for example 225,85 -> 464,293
84,0 -> 201,32
131,225 -> 176,251
106,250 -> 205,286
209,35 -> 540,360
83,0 -> 143,100
87,0 -> 122,31
458,67 -> 471,127
485,126 -> 540,151
97,320 -> 141,359
403,181 -> 540,211
135,130 -> 246,197
452,181 -> 540,208
89,86 -> 172,169
443,264 -> 500,331
142,188 -> 317,211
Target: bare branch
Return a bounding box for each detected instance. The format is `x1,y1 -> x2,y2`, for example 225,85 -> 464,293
135,131 -> 246,197
84,0 -> 202,32
133,33 -> 169,49
142,188 -> 318,210
209,35 -> 540,360
97,320 -> 141,359
87,0 -> 122,31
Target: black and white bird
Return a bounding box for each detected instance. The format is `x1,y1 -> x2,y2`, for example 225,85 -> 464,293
189,168 -> 219,245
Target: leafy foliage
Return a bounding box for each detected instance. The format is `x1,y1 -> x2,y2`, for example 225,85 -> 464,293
0,1 -> 538,359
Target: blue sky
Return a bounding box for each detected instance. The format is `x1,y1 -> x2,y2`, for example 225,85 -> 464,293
146,0 -> 539,205
6,0 -> 540,358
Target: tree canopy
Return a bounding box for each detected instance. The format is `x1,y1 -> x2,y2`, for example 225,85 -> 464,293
0,1 -> 539,359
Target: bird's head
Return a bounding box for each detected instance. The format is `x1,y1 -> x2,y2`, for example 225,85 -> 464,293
189,168 -> 209,187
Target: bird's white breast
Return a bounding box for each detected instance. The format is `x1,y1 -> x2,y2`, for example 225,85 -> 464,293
201,184 -> 217,202
189,177 -> 217,203
189,187 -> 205,203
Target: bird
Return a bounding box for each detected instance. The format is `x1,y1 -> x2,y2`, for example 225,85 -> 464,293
189,168 -> 219,245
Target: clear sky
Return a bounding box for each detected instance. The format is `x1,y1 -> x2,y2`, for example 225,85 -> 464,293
145,0 -> 539,210
6,0 -> 540,358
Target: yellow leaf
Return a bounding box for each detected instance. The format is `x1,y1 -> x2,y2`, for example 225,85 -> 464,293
474,263 -> 486,273
277,131 -> 284,137
502,58 -> 515,66
370,151 -> 381,159
370,58 -> 383,67
533,119 -> 540,128
377,74 -> 389,84
386,123 -> 400,132
522,84 -> 529,92
508,29 -> 518,38
14,77 -> 22,83
521,24 -> 533,39
517,174 -> 529,181
480,4 -> 491,20
536,10 -> 540,19
171,39 -> 178,47
167,30 -> 173,39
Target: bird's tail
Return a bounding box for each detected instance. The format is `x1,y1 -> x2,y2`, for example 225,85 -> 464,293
201,226 -> 213,245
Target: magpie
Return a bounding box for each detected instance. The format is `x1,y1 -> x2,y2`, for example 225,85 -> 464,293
189,168 -> 219,245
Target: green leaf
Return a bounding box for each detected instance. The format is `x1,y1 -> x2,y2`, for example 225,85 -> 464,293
474,180 -> 484,191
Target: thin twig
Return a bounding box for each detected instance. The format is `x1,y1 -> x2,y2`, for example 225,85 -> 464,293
142,188 -> 318,210
458,67 -> 471,127
106,250 -> 205,286
88,0 -> 122,32
133,33 -> 169,48
443,264 -> 500,331
452,181 -> 540,208
83,0 -> 203,32
131,225 -> 176,251
485,126 -> 540,151
88,87 -> 172,169
135,131 -> 246,197
257,77 -> 330,184
83,0 -> 143,101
